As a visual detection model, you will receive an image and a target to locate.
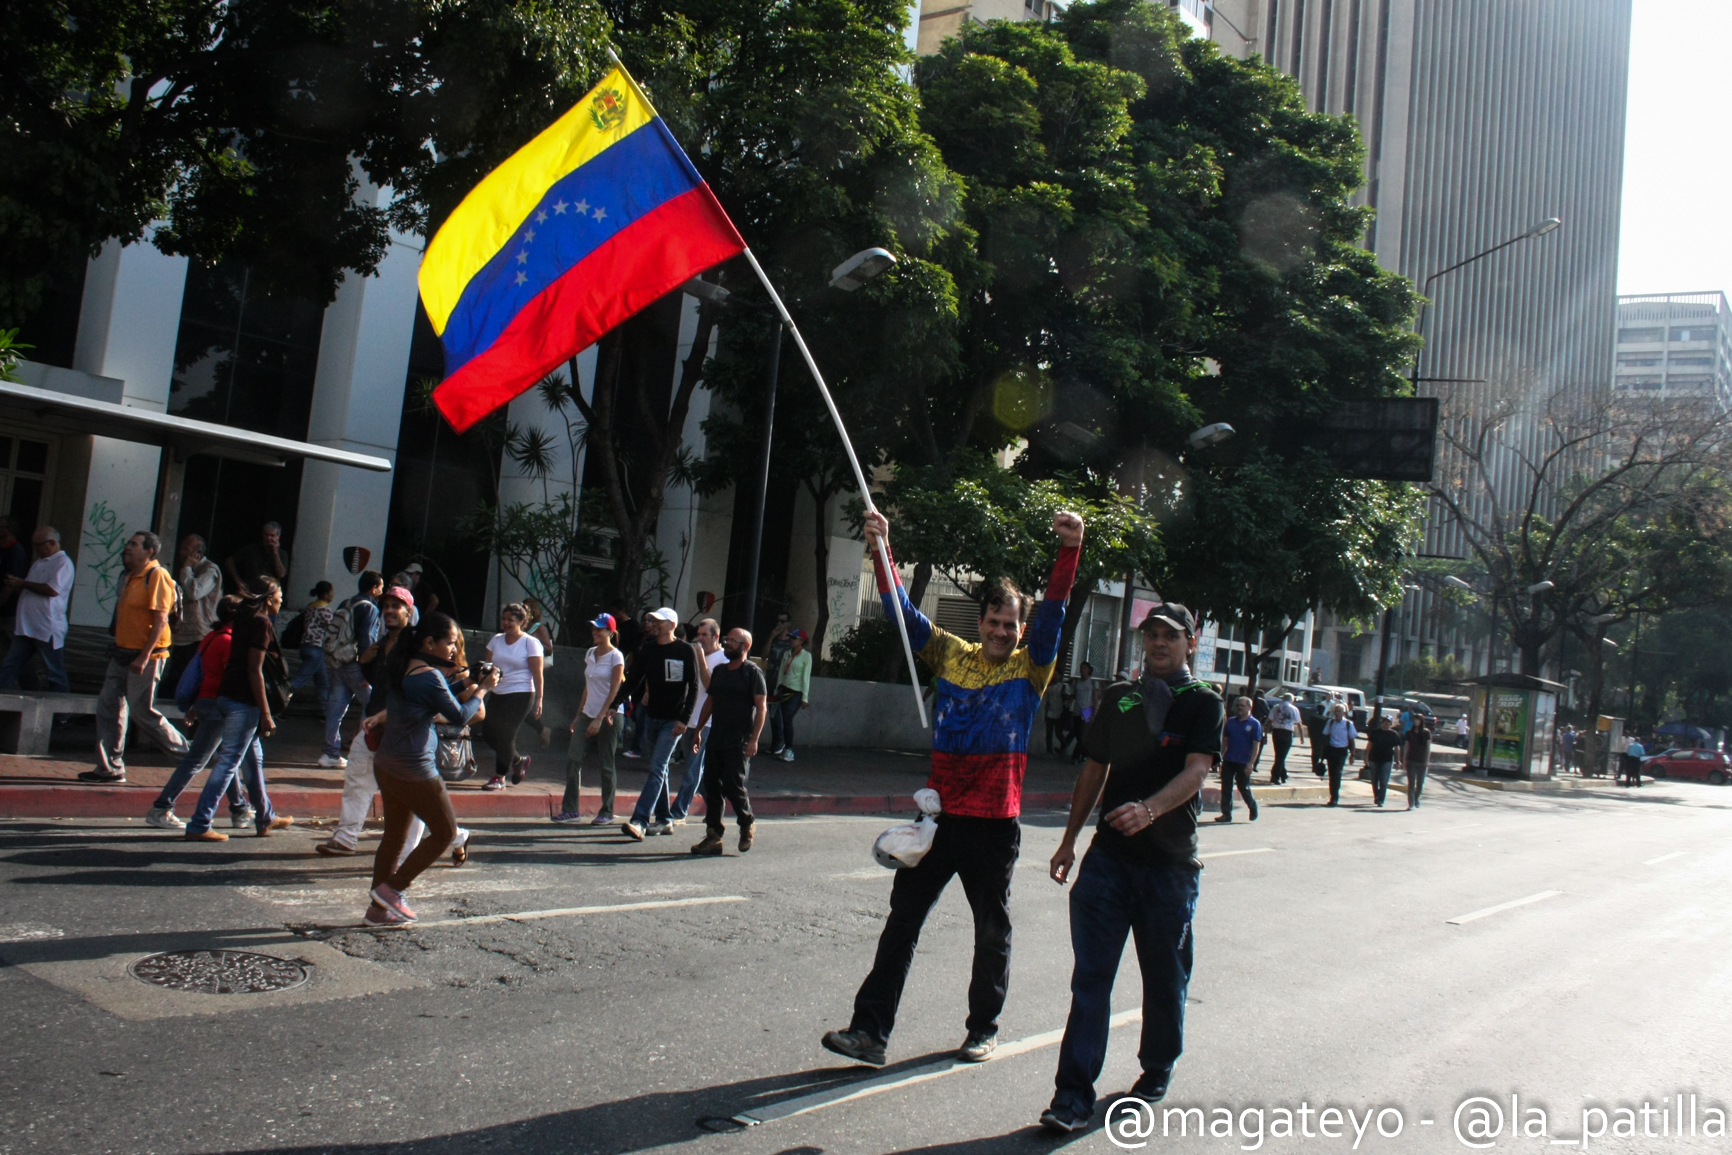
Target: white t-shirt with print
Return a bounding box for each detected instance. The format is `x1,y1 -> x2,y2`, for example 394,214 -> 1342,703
583,646 -> 626,717
486,632 -> 545,694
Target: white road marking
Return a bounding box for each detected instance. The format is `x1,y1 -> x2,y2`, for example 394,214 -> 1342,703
1200,847 -> 1277,859
410,895 -> 748,929
1643,851 -> 1687,866
0,923 -> 64,944
1445,890 -> 1563,926
734,1010 -> 1144,1125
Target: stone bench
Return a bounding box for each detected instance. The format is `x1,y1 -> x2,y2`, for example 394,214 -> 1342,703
0,692 -> 183,756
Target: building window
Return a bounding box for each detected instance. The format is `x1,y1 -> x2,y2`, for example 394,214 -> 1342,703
1617,327 -> 1663,342
1669,355 -> 1714,366
1616,355 -> 1661,366
1670,326 -> 1715,342
0,436 -> 51,539
169,261 -> 326,562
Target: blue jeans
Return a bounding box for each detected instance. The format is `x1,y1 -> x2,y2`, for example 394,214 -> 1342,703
323,661 -> 371,758
1051,849 -> 1199,1118
290,643 -> 328,697
153,705 -> 250,815
1369,759 -> 1393,805
669,726 -> 710,819
0,634 -> 69,692
186,697 -> 274,834
628,717 -> 685,825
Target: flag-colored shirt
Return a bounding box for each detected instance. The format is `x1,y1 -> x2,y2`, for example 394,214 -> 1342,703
872,544 -> 1078,819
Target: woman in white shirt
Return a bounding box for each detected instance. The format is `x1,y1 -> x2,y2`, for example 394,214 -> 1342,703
556,613 -> 627,825
481,603 -> 545,791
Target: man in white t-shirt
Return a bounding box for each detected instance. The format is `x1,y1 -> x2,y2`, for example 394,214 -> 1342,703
667,618 -> 727,824
0,525 -> 75,692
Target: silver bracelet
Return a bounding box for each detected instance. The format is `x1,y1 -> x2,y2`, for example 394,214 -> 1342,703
1140,801 -> 1154,826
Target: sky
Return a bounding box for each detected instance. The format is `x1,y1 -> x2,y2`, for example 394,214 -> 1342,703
1617,0 -> 1732,296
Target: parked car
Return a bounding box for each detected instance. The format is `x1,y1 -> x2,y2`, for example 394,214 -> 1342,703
1297,684 -> 1369,729
1643,748 -> 1731,785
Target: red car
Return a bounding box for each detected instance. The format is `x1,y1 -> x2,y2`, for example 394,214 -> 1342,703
1644,748 -> 1731,785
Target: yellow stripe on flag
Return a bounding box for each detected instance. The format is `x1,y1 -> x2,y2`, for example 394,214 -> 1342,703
419,66 -> 657,334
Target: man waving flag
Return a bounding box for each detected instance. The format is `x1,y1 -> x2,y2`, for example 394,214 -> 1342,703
418,63 -> 745,432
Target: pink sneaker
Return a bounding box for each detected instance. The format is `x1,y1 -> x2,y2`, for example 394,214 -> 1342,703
363,903 -> 411,927
483,776 -> 506,791
369,883 -> 417,921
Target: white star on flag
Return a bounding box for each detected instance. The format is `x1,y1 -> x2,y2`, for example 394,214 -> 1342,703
553,201 -> 568,215
535,210 -> 548,224
592,206 -> 607,222
522,228 -> 535,242
514,272 -> 528,286
573,199 -> 590,216
517,251 -> 529,264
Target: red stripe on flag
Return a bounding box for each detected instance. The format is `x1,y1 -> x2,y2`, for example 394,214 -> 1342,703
433,185 -> 744,432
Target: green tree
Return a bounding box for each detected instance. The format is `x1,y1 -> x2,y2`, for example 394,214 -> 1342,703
2,0 -> 611,315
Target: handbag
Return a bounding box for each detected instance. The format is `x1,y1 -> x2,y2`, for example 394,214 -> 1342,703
436,723 -> 477,782
262,648 -> 294,715
173,649 -> 206,713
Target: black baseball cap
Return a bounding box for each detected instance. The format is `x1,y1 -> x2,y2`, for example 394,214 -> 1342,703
1139,603 -> 1196,636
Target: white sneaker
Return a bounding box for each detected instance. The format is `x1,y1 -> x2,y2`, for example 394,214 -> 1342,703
318,754 -> 348,768
647,820 -> 673,836
780,748 -> 795,762
145,807 -> 185,830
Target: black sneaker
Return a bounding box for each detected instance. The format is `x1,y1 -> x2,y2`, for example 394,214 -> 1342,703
78,768 -> 125,783
820,1028 -> 886,1067
1127,1078 -> 1169,1104
1040,1106 -> 1086,1133
957,1031 -> 997,1062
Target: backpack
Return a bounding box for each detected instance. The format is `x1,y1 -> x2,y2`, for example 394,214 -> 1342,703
323,602 -> 360,664
173,629 -> 224,713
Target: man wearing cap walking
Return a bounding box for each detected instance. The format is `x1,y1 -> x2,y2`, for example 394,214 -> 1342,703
769,627 -> 811,761
1040,603 -> 1224,1133
821,508 -> 1084,1068
616,607 -> 698,841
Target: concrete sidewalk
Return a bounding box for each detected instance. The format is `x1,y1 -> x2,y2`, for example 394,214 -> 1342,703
0,715 -> 1339,819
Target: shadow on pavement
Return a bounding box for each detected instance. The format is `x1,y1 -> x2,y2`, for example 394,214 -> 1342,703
224,1056 -> 984,1155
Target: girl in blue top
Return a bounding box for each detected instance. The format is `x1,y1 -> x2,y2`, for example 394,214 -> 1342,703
362,611 -> 498,925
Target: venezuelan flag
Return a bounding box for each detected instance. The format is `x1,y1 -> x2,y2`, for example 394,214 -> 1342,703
419,65 -> 745,432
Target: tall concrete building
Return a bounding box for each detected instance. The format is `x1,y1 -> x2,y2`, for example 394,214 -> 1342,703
1614,292 -> 1732,409
1193,0 -> 1632,684
911,0 -> 1056,56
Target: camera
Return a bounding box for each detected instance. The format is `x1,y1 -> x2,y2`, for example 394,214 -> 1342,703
476,661 -> 499,680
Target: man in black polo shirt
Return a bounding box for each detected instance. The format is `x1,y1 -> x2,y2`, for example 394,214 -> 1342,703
1040,603 -> 1224,1133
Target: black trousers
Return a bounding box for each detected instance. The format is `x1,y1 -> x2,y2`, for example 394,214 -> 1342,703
483,690 -> 535,776
851,815 -> 1019,1044
1220,761 -> 1256,818
1324,747 -> 1349,803
701,732 -> 754,832
1307,724 -> 1327,773
1270,729 -> 1294,783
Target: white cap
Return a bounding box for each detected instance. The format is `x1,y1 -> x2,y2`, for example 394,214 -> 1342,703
647,606 -> 679,624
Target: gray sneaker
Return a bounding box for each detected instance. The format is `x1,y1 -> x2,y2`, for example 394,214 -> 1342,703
957,1032 -> 998,1062
145,807 -> 184,831
230,809 -> 256,829
647,820 -> 673,836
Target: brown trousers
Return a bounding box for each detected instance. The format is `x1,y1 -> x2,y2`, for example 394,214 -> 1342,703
371,767 -> 457,892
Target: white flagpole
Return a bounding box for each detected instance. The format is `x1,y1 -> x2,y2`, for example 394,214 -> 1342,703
741,247 -> 929,729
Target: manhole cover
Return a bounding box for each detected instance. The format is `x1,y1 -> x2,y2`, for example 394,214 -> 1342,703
128,950 -> 309,995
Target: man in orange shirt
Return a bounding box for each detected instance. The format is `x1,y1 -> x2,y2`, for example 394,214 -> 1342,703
81,531 -> 190,783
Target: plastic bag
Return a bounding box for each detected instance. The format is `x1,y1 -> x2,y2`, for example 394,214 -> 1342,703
872,789 -> 943,869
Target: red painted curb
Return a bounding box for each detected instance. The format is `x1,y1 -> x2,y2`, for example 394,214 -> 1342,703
0,782 -> 1335,820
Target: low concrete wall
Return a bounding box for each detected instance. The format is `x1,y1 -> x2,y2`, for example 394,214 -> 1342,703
802,675 -> 931,749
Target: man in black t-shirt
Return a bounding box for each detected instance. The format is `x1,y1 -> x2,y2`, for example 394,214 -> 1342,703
1040,604 -> 1224,1134
225,522 -> 291,598
688,627 -> 767,855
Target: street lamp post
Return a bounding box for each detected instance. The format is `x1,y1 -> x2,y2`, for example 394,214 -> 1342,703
1410,217 -> 1561,392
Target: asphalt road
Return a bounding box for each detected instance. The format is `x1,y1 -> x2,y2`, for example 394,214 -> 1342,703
2,774 -> 1731,1155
